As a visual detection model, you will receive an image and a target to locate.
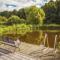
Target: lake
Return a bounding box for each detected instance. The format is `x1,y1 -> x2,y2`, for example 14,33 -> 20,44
1,29 -> 60,48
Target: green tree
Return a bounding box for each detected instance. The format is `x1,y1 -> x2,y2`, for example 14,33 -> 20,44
43,1 -> 56,24
7,15 -> 21,25
25,6 -> 45,25
17,8 -> 26,19
42,0 -> 60,24
0,16 -> 7,25
0,11 -> 11,18
12,9 -> 18,16
56,0 -> 60,24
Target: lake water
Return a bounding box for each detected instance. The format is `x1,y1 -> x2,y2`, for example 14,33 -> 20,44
1,30 -> 60,48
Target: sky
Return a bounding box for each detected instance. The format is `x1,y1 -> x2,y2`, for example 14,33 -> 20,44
0,0 -> 54,11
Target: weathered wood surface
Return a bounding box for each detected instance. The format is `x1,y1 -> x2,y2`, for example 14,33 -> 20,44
0,52 -> 37,60
0,42 -> 60,60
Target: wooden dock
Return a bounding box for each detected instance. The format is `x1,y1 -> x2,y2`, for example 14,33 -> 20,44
0,42 -> 60,60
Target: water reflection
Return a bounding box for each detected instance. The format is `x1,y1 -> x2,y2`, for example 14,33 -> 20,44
1,30 -> 60,48
19,30 -> 60,48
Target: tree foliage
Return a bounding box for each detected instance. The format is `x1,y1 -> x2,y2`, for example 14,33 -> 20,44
0,16 -> 7,25
17,8 -> 26,19
0,6 -> 45,25
7,15 -> 20,25
42,0 -> 60,24
25,6 -> 45,25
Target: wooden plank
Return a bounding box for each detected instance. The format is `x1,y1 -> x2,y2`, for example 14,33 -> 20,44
0,52 -> 37,60
0,41 -> 15,47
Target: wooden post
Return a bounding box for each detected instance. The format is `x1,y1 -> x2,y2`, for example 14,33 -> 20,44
54,35 -> 57,50
53,35 -> 58,60
44,33 -> 47,46
47,37 -> 49,47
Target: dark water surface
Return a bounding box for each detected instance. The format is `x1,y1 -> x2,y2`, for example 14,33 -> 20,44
17,30 -> 60,48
